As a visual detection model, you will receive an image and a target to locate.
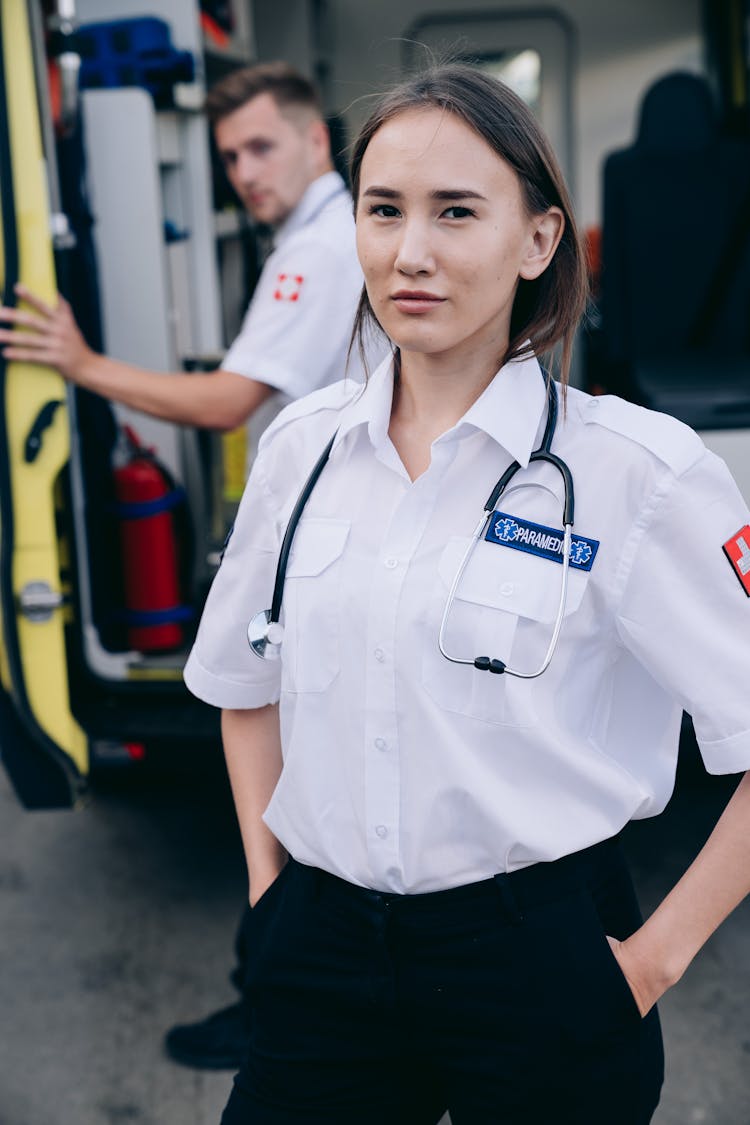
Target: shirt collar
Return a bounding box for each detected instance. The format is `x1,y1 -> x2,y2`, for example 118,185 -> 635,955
273,171 -> 348,249
332,351 -> 549,468
457,352 -> 548,468
331,353 -> 395,456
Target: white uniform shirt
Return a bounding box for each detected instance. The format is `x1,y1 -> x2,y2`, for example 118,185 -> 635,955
185,354 -> 750,894
221,171 -> 367,456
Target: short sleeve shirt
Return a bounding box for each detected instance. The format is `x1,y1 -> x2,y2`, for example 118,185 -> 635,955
221,171 -> 368,458
184,355 -> 750,893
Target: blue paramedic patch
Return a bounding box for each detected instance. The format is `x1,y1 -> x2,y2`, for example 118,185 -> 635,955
485,510 -> 599,571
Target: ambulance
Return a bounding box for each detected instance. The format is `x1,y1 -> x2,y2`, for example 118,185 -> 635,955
0,0 -> 747,808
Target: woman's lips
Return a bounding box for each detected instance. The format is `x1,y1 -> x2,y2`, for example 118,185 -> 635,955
391,291 -> 446,313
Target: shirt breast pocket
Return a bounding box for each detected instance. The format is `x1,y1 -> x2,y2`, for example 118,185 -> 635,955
421,536 -> 589,726
282,517 -> 350,693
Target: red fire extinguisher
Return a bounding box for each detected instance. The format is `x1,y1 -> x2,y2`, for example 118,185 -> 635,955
113,426 -> 189,652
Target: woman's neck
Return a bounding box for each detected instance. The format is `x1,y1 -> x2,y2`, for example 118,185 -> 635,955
388,347 -> 502,481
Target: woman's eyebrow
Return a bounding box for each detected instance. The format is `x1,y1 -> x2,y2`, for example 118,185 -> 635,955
431,189 -> 487,202
361,186 -> 487,202
362,186 -> 401,198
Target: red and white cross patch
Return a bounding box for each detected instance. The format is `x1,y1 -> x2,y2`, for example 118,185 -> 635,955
273,273 -> 304,302
722,525 -> 750,597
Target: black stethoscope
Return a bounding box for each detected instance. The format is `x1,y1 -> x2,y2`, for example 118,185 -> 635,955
247,368 -> 575,679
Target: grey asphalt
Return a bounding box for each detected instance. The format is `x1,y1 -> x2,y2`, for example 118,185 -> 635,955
1,743 -> 748,1125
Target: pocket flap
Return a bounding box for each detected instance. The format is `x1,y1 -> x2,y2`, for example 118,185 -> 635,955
286,518 -> 350,578
438,536 -> 589,624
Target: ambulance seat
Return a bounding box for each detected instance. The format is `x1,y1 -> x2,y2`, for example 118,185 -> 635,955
597,71 -> 750,429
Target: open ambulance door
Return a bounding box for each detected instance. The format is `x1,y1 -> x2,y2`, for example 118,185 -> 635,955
0,0 -> 88,808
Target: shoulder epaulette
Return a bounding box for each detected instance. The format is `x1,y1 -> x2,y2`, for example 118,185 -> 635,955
258,380 -> 360,451
577,392 -> 704,476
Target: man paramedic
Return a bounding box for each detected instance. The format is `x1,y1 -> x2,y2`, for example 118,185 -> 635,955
0,61 -> 373,1070
0,61 -> 365,439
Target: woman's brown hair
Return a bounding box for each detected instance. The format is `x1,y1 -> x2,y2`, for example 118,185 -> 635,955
349,64 -> 588,386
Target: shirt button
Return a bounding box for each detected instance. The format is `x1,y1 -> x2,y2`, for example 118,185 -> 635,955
374,648 -> 385,662
384,557 -> 398,569
500,582 -> 514,596
374,737 -> 386,751
375,825 -> 388,838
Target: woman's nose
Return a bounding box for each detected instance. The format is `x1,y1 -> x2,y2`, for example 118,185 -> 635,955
394,220 -> 436,276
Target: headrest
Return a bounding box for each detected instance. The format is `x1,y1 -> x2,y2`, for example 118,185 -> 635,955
637,72 -> 717,152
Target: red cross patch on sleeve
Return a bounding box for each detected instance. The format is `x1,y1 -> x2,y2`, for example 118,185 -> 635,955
722,525 -> 750,596
273,273 -> 304,301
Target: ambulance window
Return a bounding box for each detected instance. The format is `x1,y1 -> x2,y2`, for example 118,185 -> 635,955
403,13 -> 572,185
469,49 -> 542,114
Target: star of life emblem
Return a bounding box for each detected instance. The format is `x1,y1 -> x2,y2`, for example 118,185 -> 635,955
485,511 -> 599,571
495,517 -> 518,542
569,540 -> 593,566
722,525 -> 750,596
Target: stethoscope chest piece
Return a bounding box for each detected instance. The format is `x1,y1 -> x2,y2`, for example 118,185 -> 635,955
247,609 -> 284,660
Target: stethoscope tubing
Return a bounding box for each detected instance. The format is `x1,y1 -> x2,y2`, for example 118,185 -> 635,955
270,433 -> 336,622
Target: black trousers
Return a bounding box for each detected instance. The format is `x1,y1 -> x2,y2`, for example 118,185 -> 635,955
222,839 -> 664,1124
232,905 -> 255,1001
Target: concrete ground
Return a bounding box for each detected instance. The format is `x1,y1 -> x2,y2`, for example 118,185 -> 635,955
1,743 -> 748,1125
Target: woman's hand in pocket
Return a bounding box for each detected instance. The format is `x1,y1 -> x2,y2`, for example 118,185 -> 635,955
249,859 -> 287,909
606,934 -> 673,1017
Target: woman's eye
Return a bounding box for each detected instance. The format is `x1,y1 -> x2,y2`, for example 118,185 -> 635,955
369,204 -> 400,218
442,206 -> 475,219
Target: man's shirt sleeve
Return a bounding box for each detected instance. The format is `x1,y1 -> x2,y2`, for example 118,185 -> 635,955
221,235 -> 362,399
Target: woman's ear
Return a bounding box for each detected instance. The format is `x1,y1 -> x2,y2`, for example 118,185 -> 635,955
520,207 -> 565,281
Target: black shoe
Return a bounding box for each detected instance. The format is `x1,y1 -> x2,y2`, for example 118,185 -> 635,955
164,1002 -> 250,1070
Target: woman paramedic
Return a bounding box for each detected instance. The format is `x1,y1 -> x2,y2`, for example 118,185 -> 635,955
184,65 -> 750,1125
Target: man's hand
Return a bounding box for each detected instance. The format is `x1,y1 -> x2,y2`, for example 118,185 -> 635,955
0,283 -> 95,379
